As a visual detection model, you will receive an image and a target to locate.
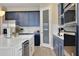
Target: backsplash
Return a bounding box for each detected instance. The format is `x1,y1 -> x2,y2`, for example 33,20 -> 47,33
52,24 -> 59,35
19,27 -> 40,33
64,23 -> 76,32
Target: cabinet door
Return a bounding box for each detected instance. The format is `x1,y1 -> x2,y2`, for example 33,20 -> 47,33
14,12 -> 19,25
55,43 -> 59,56
5,11 -> 40,27
76,4 -> 79,56
19,12 -> 29,26
58,4 -> 63,15
58,42 -> 64,56
28,12 -> 40,26
58,3 -> 64,25
64,10 -> 75,23
53,35 -> 59,56
76,25 -> 79,56
58,38 -> 64,56
53,35 -> 56,55
5,12 -> 19,25
53,35 -> 64,56
5,12 -> 15,20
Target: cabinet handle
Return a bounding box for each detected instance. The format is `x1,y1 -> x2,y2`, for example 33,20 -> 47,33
18,48 -> 22,51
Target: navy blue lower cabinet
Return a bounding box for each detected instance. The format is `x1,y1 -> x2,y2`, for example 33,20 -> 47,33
34,33 -> 40,46
58,43 -> 62,56
58,37 -> 64,56
53,35 -> 64,56
58,41 -> 64,56
53,35 -> 58,56
76,25 -> 79,56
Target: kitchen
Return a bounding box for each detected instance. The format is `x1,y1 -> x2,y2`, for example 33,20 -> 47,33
0,3 -> 54,56
0,3 -> 78,56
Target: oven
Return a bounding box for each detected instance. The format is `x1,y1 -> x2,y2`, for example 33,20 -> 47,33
64,32 -> 75,46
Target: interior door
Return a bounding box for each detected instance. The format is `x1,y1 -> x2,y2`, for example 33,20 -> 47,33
42,9 -> 49,47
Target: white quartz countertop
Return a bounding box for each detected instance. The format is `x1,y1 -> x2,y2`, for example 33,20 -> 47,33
64,32 -> 75,35
54,34 -> 64,40
0,35 -> 34,48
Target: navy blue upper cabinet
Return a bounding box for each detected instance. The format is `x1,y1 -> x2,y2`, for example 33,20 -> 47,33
28,12 -> 40,26
5,11 -> 40,27
76,4 -> 79,56
58,3 -> 64,25
64,10 -> 75,23
58,3 -> 64,15
14,13 -> 19,25
18,12 -> 29,26
5,12 -> 15,20
5,12 -> 19,25
60,3 -> 64,14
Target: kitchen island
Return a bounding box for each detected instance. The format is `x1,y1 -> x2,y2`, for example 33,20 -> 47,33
0,35 -> 34,56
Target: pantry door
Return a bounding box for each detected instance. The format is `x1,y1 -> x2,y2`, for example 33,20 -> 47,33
41,7 -> 51,47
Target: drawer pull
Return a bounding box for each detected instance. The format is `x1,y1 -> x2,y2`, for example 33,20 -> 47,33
18,48 -> 22,51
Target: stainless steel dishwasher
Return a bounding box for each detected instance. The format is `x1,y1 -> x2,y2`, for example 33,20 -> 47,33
22,40 -> 29,56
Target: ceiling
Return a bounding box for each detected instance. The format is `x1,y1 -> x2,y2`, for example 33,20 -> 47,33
0,3 -> 50,7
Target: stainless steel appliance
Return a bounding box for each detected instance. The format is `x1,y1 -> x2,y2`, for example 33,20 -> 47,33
22,40 -> 29,56
64,33 -> 75,46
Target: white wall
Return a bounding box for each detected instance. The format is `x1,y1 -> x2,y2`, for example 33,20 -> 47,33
50,4 -> 58,35
49,4 -> 59,49
51,4 -> 59,48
